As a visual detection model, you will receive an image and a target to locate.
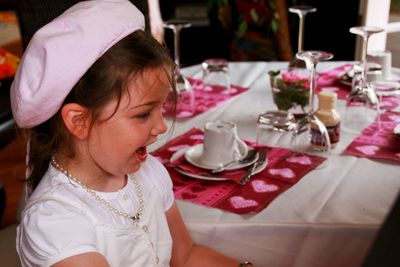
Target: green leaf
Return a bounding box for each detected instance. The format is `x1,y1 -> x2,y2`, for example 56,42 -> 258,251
271,77 -> 310,111
270,19 -> 279,33
237,20 -> 248,38
268,70 -> 280,77
250,8 -> 259,23
268,0 -> 276,10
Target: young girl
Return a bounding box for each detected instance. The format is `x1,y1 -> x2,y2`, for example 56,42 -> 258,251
11,0 -> 253,266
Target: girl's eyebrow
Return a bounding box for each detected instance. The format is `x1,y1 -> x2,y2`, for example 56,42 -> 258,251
130,100 -> 159,109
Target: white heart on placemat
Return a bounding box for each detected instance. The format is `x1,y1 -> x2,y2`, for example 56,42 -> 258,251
177,111 -> 195,118
286,155 -> 312,165
189,134 -> 204,140
355,145 -> 379,155
230,196 -> 258,209
168,144 -> 189,152
269,168 -> 295,179
251,180 -> 279,193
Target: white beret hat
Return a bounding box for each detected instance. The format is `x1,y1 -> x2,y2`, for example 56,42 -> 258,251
11,0 -> 145,128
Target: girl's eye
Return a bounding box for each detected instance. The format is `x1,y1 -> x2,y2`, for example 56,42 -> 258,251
135,112 -> 151,120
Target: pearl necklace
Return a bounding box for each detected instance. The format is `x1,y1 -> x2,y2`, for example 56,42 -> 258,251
51,158 -> 144,223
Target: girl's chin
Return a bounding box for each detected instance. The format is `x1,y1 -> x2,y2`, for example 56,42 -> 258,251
127,163 -> 141,175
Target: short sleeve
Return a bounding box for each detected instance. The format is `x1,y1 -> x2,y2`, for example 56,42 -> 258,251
138,155 -> 174,212
17,199 -> 98,267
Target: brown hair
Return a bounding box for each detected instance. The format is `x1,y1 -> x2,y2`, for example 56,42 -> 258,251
27,30 -> 175,190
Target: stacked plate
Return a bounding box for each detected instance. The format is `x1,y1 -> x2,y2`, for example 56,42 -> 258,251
171,144 -> 268,181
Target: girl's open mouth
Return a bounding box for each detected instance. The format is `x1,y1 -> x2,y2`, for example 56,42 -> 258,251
136,146 -> 147,162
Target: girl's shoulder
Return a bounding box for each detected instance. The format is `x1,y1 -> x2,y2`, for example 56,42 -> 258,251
24,165 -> 90,218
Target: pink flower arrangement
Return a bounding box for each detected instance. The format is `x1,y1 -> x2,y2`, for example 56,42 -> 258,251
281,70 -> 310,89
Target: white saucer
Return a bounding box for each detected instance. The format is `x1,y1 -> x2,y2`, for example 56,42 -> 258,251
170,148 -> 267,181
183,143 -> 257,171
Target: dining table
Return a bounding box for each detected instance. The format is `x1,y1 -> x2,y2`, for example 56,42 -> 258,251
149,61 -> 400,267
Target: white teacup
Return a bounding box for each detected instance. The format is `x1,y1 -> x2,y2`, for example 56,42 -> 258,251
201,121 -> 248,167
367,50 -> 392,80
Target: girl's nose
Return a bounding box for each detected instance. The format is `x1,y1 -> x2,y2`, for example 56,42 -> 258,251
151,113 -> 168,136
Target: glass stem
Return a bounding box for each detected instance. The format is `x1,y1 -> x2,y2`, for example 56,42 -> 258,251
298,14 -> 305,52
173,27 -> 181,67
309,62 -> 317,114
361,35 -> 369,88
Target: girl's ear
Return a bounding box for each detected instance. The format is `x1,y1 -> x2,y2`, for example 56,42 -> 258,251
60,103 -> 90,140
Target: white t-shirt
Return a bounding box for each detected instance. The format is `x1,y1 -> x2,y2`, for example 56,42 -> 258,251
17,155 -> 174,267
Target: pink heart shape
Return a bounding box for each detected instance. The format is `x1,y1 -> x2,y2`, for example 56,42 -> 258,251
355,145 -> 379,156
251,180 -> 279,193
269,168 -> 295,179
177,111 -> 195,118
189,134 -> 204,140
286,155 -> 312,165
168,144 -> 189,152
230,196 -> 258,209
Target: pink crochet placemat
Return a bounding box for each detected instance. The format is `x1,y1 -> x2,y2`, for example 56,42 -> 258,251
151,128 -> 325,214
344,111 -> 400,162
163,78 -> 247,119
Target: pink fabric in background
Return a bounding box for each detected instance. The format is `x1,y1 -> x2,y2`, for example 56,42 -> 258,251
316,64 -> 353,99
152,128 -> 325,214
344,111 -> 400,162
163,78 -> 247,119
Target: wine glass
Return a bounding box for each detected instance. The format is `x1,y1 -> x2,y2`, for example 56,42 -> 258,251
201,58 -> 231,94
291,51 -> 334,163
163,20 -> 195,118
343,26 -> 384,134
288,5 -> 316,69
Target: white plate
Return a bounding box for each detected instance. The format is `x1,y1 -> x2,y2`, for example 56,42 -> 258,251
171,148 -> 268,181
371,80 -> 400,96
183,143 -> 257,171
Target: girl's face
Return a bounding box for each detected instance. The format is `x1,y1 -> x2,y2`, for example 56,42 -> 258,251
86,66 -> 171,177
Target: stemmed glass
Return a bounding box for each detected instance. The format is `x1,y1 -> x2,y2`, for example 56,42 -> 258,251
163,20 -> 195,118
288,5 -> 316,69
291,51 -> 334,161
343,26 -> 384,133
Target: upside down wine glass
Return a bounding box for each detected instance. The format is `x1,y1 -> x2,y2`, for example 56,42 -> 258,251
163,20 -> 195,118
288,5 -> 316,69
291,51 -> 334,164
343,26 -> 384,134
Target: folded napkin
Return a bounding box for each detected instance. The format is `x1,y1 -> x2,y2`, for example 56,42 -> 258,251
163,78 -> 247,119
152,128 -> 326,214
344,111 -> 400,162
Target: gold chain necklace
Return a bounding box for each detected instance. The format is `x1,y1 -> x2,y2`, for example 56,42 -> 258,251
51,157 -> 144,223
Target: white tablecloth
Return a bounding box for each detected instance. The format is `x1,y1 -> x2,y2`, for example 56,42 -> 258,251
150,62 -> 400,267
